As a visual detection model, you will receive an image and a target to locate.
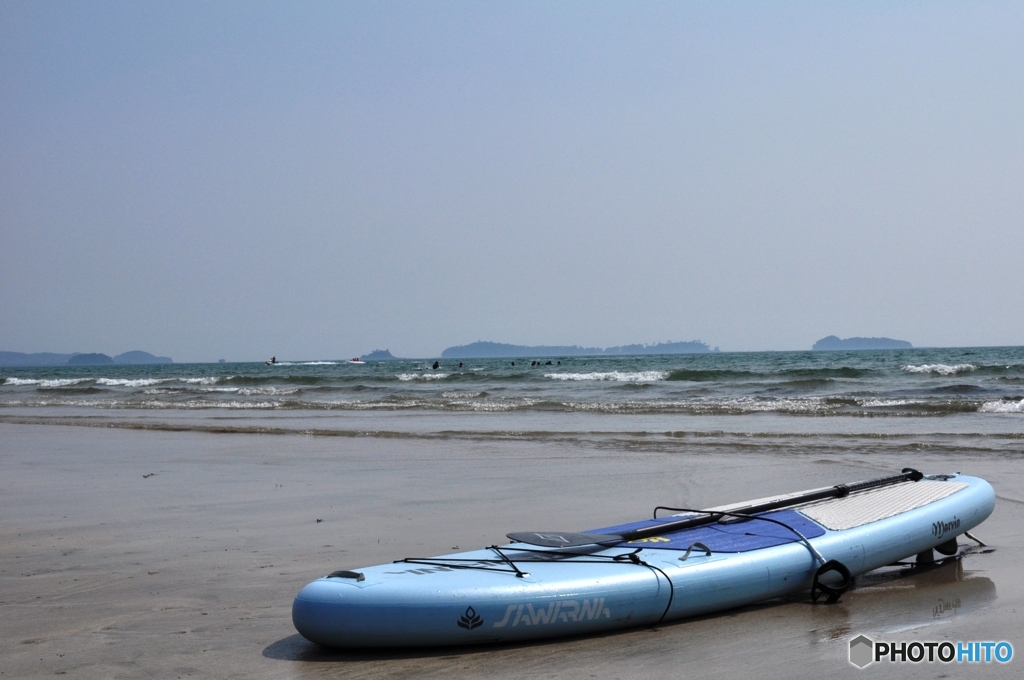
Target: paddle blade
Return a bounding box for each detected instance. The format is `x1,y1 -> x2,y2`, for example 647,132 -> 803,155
506,531 -> 622,548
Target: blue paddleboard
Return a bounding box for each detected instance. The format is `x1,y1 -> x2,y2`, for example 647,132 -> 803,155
293,472 -> 994,647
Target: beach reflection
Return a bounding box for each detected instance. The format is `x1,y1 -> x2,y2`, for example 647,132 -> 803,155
808,557 -> 996,643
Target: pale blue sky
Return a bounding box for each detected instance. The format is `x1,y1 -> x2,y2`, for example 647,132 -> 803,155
2,1 -> 1022,361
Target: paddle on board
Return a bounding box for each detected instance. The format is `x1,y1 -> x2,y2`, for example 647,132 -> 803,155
507,468 -> 924,548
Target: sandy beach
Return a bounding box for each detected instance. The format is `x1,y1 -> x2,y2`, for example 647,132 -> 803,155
2,421 -> 1022,678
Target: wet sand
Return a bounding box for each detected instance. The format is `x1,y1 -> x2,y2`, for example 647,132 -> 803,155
2,422 -> 1022,678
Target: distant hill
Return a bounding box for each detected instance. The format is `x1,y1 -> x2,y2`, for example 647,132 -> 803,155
604,341 -> 715,355
113,350 -> 173,364
0,350 -> 173,367
442,342 -> 600,359
441,340 -> 713,359
67,353 -> 114,365
360,349 -> 404,361
812,336 -> 913,351
0,351 -> 73,367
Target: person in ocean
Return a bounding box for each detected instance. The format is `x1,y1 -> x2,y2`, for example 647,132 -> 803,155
432,361 -> 439,369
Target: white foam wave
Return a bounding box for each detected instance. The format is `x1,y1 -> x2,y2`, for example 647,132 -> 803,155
136,399 -> 280,409
445,400 -> 531,412
96,378 -> 167,387
3,377 -> 90,387
903,364 -> 976,376
397,373 -> 450,381
3,398 -> 107,407
545,371 -> 668,382
548,397 -> 830,414
859,399 -> 915,407
274,361 -> 338,365
979,398 -> 1024,413
181,377 -> 221,385
691,397 -> 829,414
141,385 -> 295,396
297,397 -> 543,412
142,385 -> 297,396
43,378 -> 90,387
238,387 -> 299,396
0,397 -> 283,409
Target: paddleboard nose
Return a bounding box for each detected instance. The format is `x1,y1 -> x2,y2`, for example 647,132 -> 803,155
293,579 -> 363,647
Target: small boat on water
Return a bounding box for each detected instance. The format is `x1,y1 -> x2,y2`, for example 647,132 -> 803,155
348,358 -> 365,364
293,469 -> 995,648
265,356 -> 277,365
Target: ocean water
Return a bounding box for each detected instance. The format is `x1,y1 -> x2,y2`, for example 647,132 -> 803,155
2,348 -> 1022,447
3,347 -> 1023,414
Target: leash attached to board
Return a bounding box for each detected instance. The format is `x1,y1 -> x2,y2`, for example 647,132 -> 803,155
811,559 -> 853,604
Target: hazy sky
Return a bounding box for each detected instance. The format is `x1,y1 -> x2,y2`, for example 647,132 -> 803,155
2,2 -> 1022,361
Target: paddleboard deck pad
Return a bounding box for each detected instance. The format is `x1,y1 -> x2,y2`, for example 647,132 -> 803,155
292,472 -> 994,648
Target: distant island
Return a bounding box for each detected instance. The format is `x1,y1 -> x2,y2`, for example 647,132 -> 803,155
440,340 -> 715,359
0,350 -> 173,367
812,336 -> 912,351
67,353 -> 114,366
359,349 -> 405,361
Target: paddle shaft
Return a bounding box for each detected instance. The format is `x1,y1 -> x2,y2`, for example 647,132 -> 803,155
611,468 -> 923,543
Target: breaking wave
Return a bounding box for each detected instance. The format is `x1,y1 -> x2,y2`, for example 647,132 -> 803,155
269,361 -> 338,366
979,398 -> 1024,413
903,364 -> 976,375
857,399 -> 916,408
545,371 -> 668,382
96,378 -> 168,387
4,377 -> 90,387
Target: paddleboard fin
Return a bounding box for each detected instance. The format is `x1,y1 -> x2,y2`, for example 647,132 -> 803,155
963,530 -> 987,547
